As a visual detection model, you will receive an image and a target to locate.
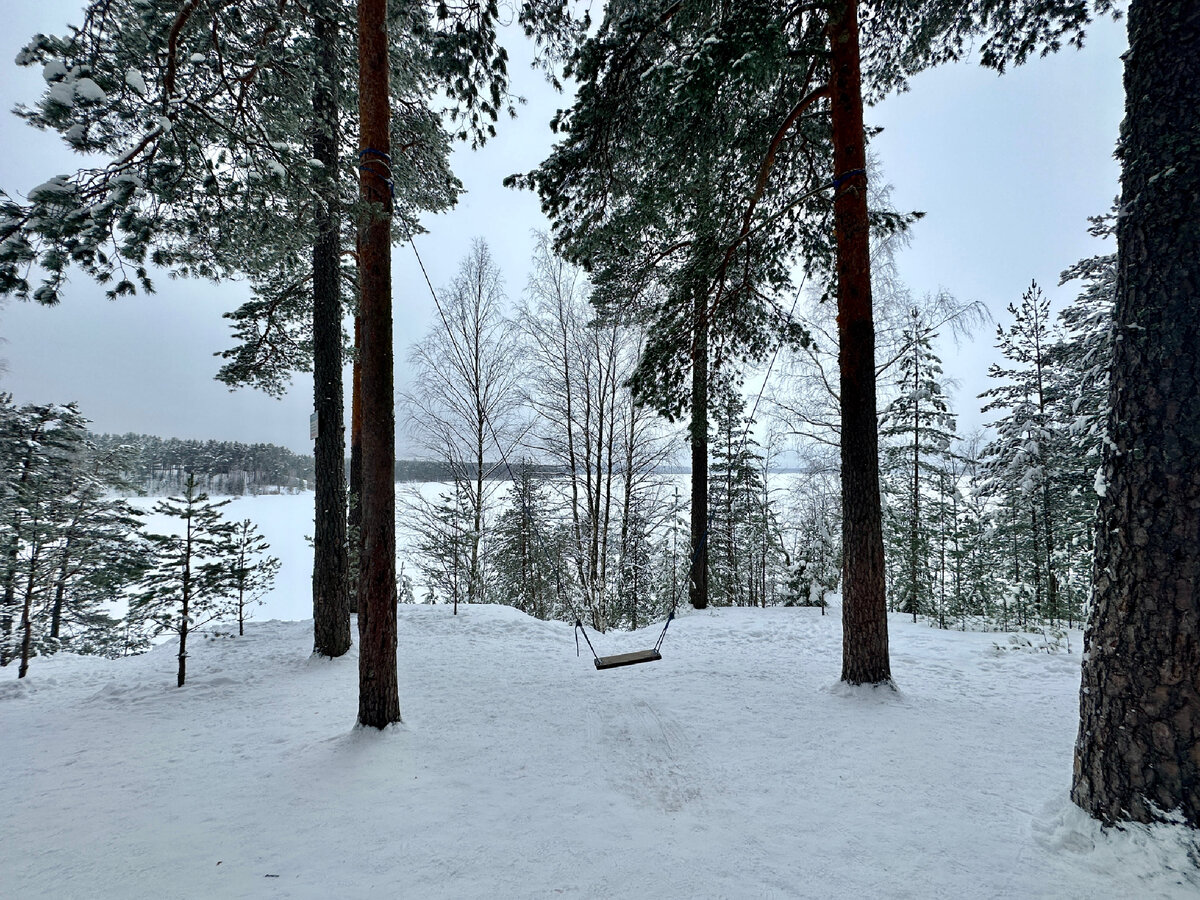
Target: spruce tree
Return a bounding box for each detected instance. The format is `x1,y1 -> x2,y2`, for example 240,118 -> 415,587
491,464 -> 562,621
708,388 -> 783,608
1046,213 -> 1115,626
979,282 -> 1063,624
879,309 -> 958,622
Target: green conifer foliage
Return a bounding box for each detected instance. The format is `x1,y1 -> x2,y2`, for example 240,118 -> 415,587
130,474 -> 239,687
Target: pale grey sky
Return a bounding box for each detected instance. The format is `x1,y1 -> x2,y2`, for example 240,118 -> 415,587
0,2 -> 1125,454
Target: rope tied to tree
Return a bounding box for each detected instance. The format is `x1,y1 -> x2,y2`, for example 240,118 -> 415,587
357,147 -> 394,207
831,167 -> 866,191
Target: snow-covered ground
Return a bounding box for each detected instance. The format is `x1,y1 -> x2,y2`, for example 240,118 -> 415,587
3,603 -> 1198,899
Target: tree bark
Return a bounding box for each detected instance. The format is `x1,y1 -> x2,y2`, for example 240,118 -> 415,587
349,313 -> 363,614
829,0 -> 890,685
311,0 -> 352,659
17,530 -> 39,679
688,273 -> 709,610
1072,0 -> 1200,827
355,0 -> 400,729
179,512 -> 192,688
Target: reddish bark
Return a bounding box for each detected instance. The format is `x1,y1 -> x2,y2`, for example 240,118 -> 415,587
355,0 -> 400,728
829,0 -> 890,685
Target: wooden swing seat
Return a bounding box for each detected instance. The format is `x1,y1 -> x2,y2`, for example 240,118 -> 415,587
594,649 -> 662,670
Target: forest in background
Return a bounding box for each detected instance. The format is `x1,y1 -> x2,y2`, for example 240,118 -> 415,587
0,0 -> 1193,832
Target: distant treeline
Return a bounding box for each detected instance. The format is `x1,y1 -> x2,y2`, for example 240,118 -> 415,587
90,433 -> 316,495
88,433 -> 695,494
394,459 -> 570,482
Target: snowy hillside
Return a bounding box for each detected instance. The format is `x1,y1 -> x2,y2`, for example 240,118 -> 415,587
2,605 -> 1197,899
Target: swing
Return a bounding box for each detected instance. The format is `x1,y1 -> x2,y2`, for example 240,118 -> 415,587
575,611 -> 672,670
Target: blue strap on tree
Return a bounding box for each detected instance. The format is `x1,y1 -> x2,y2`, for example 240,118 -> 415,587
832,167 -> 866,191
358,147 -> 394,206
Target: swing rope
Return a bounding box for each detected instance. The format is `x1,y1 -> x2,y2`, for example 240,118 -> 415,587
402,191 -> 812,666
406,233 -> 613,665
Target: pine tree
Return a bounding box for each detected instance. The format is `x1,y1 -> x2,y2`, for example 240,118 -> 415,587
513,1 -> 835,612
130,474 -> 239,687
355,0 -> 400,729
1073,0 -> 1200,828
230,519 -> 280,636
0,403 -> 93,675
43,447 -> 149,656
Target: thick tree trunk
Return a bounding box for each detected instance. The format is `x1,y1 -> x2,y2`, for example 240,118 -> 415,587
829,0 -> 890,685
355,0 -> 400,729
688,276 -> 709,610
1072,0 -> 1200,827
311,0 -> 352,659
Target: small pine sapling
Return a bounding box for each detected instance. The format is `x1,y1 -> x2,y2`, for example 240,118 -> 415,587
230,519 -> 280,637
130,475 -> 239,687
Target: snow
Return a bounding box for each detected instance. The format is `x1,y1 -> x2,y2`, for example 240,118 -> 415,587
73,77 -> 106,103
46,81 -> 74,108
27,175 -> 72,200
125,68 -> 148,96
2,493 -> 1197,897
41,59 -> 68,82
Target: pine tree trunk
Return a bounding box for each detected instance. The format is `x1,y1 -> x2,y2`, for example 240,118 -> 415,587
311,0 -> 352,659
179,517 -> 192,688
17,534 -> 38,679
349,313 -> 363,614
1072,0 -> 1200,827
355,0 -> 400,729
688,275 -> 709,610
910,350 -> 920,622
0,531 -> 17,666
50,539 -> 71,640
830,0 -> 890,685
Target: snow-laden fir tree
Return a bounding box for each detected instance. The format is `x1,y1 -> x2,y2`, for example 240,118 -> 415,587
879,308 -> 958,623
491,462 -> 566,622
979,282 -> 1065,625
708,386 -> 785,608
1044,212 -> 1115,626
779,468 -> 840,611
405,484 -> 475,611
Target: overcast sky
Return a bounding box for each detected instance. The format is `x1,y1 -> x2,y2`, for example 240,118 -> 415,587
0,3 -> 1126,455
